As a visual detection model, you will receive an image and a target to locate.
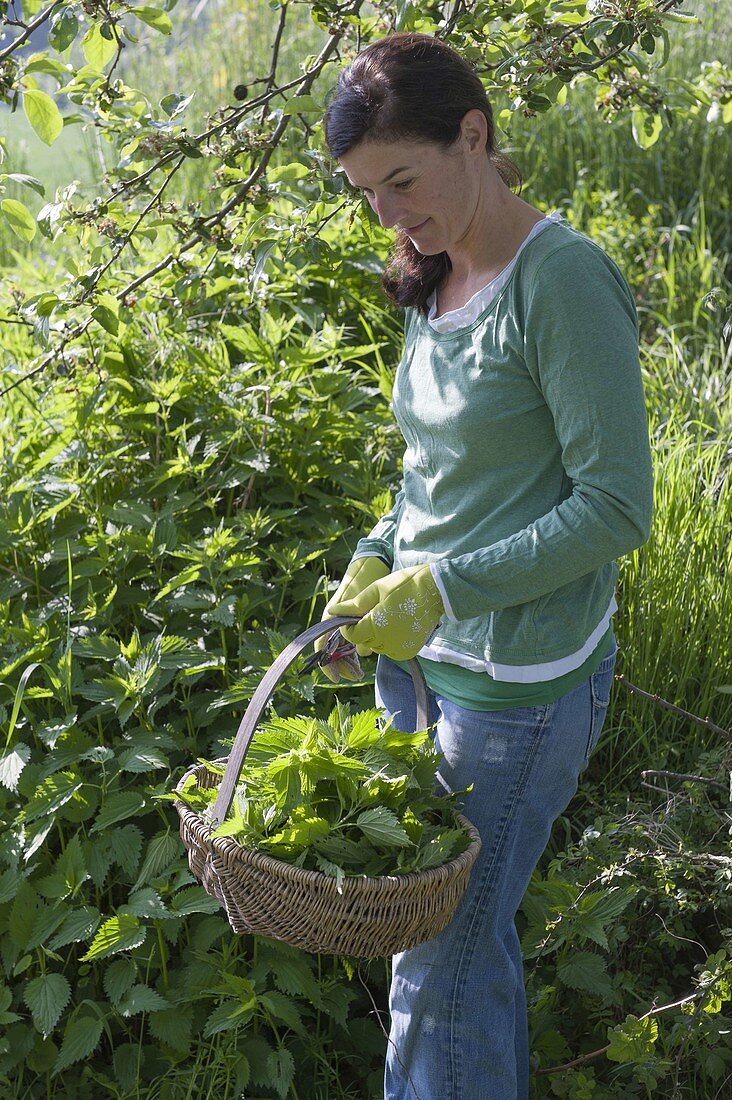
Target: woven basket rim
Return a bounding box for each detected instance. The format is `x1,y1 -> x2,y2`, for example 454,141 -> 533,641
175,759 -> 481,895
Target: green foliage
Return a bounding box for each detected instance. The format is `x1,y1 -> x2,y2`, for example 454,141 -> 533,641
176,704 -> 471,880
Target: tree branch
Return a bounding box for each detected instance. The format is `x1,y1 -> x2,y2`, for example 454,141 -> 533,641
616,675 -> 732,740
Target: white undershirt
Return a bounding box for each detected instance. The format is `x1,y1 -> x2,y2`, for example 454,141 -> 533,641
426,212 -> 563,332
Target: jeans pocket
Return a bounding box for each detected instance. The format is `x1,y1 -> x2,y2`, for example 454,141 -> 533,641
584,644 -> 618,762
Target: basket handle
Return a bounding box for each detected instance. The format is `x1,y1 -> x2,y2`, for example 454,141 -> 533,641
211,617 -> 430,826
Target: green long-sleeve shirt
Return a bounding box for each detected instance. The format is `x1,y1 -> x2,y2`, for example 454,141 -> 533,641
355,218 -> 653,678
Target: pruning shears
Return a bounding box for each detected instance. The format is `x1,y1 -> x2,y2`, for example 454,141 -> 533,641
299,628 -> 362,681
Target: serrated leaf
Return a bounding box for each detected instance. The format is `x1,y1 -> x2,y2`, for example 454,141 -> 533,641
356,807 -> 412,848
170,885 -> 221,915
267,1048 -> 295,1099
204,998 -> 255,1037
133,830 -> 181,888
103,958 -> 137,1006
24,773 -> 82,821
23,89 -> 64,146
607,1014 -> 659,1063
24,973 -> 71,1037
557,950 -> 613,998
149,1005 -> 193,1051
53,1016 -> 103,1074
123,887 -> 169,920
90,792 -> 145,833
258,992 -> 306,1037
0,743 -> 32,790
48,907 -> 100,951
110,825 -> 144,876
117,983 -> 168,1016
81,914 -> 146,961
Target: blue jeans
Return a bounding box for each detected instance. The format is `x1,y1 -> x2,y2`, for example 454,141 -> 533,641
375,647 -> 617,1100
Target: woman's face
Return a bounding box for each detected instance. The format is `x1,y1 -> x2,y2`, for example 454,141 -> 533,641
339,123 -> 485,257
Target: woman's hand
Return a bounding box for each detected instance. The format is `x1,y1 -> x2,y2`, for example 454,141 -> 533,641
315,556 -> 391,681
332,565 -> 445,661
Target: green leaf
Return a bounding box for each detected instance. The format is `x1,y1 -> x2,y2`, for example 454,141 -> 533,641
133,830 -> 181,888
24,773 -> 83,822
258,992 -> 306,1037
23,89 -> 64,145
117,983 -> 169,1016
356,807 -> 412,848
92,295 -> 119,336
631,109 -> 663,150
131,6 -> 173,33
1,199 -> 36,242
170,885 -> 221,915
81,914 -> 146,961
204,997 -> 255,1037
2,173 -> 45,197
49,8 -> 80,52
110,825 -> 144,876
282,95 -> 320,115
123,887 -> 169,920
149,1006 -> 194,1052
557,951 -> 613,999
48,907 -> 100,951
81,24 -> 117,70
53,1016 -> 104,1074
267,1048 -> 295,1099
90,791 -> 146,833
0,743 -> 32,790
103,958 -> 137,1006
607,1014 -> 659,1064
23,974 -> 71,1037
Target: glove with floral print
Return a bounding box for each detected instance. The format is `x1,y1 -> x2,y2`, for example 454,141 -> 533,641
332,565 -> 445,660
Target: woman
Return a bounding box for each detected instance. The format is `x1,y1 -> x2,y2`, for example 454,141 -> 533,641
317,33 -> 653,1100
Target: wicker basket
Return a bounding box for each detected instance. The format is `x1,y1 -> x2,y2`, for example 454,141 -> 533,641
175,618 -> 481,957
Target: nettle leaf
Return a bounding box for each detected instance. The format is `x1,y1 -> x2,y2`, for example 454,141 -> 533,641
204,998 -> 255,1038
23,973 -> 71,1037
117,983 -> 169,1016
557,950 -> 613,999
103,958 -> 137,1006
258,992 -> 306,1038
90,791 -> 146,833
81,914 -> 146,961
0,743 -> 32,790
116,824 -> 145,872
24,773 -> 82,821
133,830 -> 181,888
53,1016 -> 104,1074
48,906 -> 100,952
149,1005 -> 194,1051
267,1048 -> 296,1099
123,887 -> 170,920
356,807 -> 412,848
170,885 -> 221,916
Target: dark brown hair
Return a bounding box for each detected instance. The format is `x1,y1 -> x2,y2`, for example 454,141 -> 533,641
324,33 -> 521,313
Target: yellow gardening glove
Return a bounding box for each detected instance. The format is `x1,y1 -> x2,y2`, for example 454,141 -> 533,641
333,565 -> 444,661
315,556 -> 391,681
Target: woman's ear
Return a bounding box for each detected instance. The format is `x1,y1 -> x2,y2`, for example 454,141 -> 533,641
460,108 -> 488,154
